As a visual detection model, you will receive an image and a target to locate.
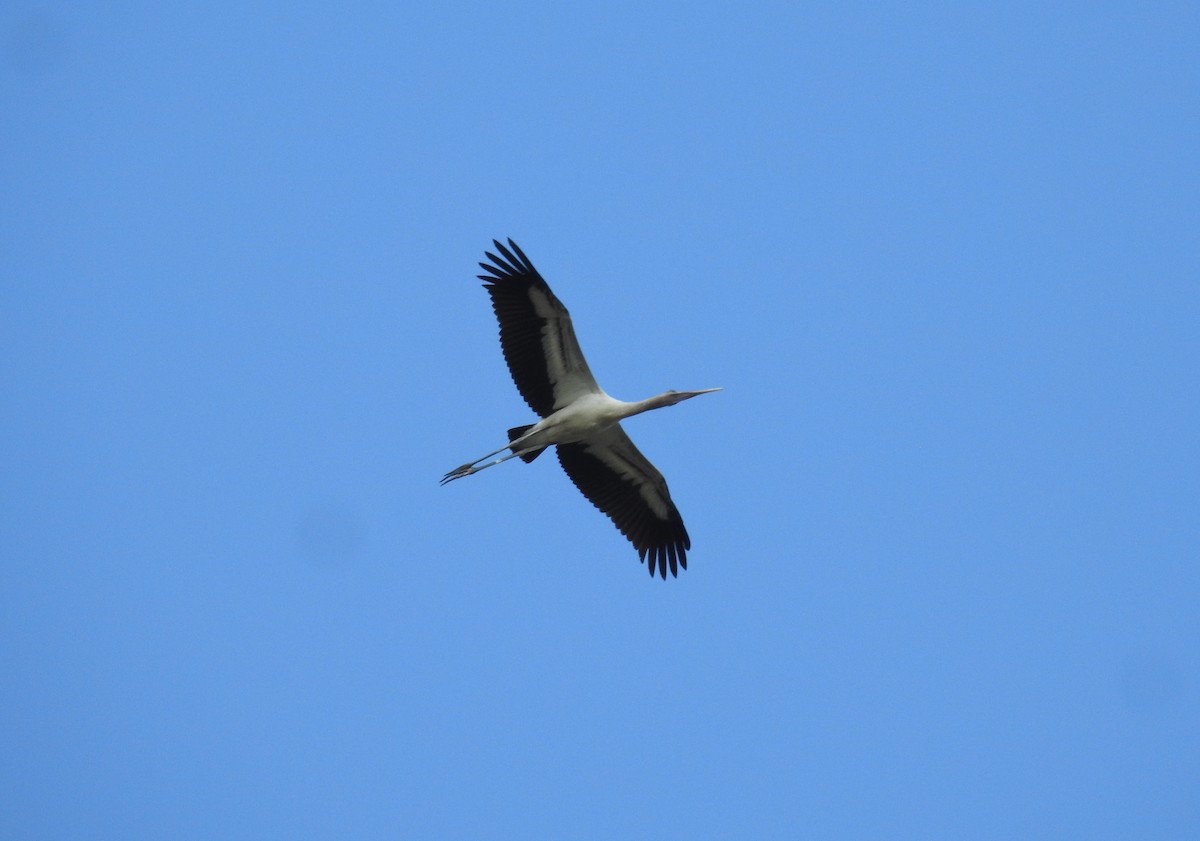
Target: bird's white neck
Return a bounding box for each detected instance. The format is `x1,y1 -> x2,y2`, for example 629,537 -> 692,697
620,391 -> 680,419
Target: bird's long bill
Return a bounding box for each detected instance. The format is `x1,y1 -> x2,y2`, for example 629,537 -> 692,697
678,387 -> 723,399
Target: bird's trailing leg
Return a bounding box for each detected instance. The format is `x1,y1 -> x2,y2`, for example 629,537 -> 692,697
441,424 -> 549,485
440,445 -> 529,485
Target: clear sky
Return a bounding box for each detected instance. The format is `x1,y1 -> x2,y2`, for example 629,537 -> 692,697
2,2 -> 1197,838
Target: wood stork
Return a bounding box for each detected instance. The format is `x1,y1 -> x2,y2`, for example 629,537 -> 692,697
441,239 -> 721,579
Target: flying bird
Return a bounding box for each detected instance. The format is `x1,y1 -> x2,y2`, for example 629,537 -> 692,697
441,239 -> 721,578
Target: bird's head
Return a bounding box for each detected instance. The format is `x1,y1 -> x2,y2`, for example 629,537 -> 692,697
659,387 -> 723,407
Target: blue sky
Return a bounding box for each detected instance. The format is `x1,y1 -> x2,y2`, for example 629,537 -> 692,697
2,2 -> 1197,838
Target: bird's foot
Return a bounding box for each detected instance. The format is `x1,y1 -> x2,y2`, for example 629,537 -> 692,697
440,463 -> 477,485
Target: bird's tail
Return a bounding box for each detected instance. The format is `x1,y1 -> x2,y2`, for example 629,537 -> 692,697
507,425 -> 547,463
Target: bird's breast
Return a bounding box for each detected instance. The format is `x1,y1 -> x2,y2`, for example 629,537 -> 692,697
533,393 -> 625,445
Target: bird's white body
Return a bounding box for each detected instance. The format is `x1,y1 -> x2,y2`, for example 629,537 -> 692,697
513,390 -> 719,452
441,239 -> 720,578
518,392 -> 627,449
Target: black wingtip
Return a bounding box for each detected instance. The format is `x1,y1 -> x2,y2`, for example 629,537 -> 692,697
638,541 -> 687,579
494,238 -> 526,270
479,238 -> 531,277
505,238 -> 531,265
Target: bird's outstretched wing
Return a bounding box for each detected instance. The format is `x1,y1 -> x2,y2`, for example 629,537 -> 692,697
557,425 -> 691,579
478,239 -> 601,418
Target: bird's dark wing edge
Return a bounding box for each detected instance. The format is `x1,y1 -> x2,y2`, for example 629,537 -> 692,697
556,431 -> 691,579
477,239 -> 562,418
